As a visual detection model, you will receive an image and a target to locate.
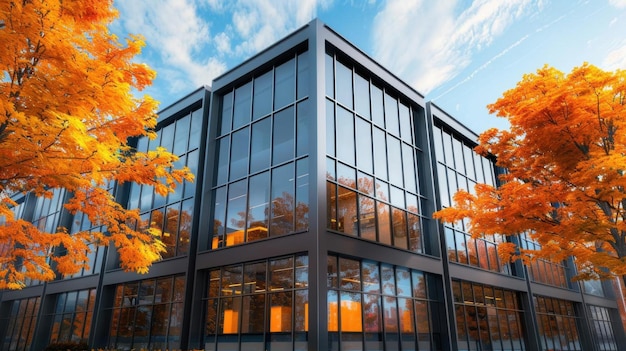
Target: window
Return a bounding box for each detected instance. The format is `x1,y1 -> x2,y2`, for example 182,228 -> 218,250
0,297 -> 40,351
452,280 -> 526,350
534,296 -> 581,350
108,276 -> 185,350
435,126 -> 512,275
327,255 -> 440,351
520,233 -> 570,288
125,108 -> 201,261
49,289 -> 96,344
210,51 -> 310,250
588,305 -> 618,351
203,255 -> 309,351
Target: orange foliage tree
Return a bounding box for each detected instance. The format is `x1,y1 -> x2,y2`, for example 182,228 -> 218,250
0,0 -> 193,289
434,64 -> 626,285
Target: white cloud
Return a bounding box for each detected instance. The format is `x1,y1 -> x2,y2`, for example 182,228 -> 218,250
214,32 -> 232,56
116,0 -> 226,91
226,0 -> 323,57
372,0 -> 533,95
609,0 -> 626,9
115,0 -> 334,95
603,41 -> 626,70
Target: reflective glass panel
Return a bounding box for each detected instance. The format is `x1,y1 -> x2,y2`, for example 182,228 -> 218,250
271,163 -> 295,235
336,60 -> 353,109
230,127 -> 250,181
297,52 -> 309,99
250,118 -> 271,173
356,117 -> 373,173
216,136 -> 230,185
273,106 -> 295,165
247,172 -> 270,242
336,106 -> 355,165
325,54 -> 334,98
337,186 -> 357,235
377,201 -> 391,245
225,180 -> 247,244
371,84 -> 384,127
384,93 -> 399,136
220,92 -> 233,135
354,72 -> 370,119
387,136 -> 403,187
359,194 -> 376,241
173,114 -> 190,155
399,103 -> 412,144
295,159 -> 309,231
233,82 -> 252,130
296,100 -> 310,157
275,58 -> 295,109
253,70 -> 273,120
373,127 -> 388,180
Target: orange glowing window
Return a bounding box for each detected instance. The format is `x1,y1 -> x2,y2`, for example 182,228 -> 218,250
328,301 -> 363,332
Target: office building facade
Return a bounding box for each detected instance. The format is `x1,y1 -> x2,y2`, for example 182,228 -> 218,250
1,20 -> 625,351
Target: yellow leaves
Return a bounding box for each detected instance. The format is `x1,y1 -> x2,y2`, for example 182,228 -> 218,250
435,63 -> 626,282
0,0 -> 189,289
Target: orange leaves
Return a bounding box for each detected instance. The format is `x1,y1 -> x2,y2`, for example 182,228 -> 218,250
435,63 -> 626,282
0,0 -> 191,289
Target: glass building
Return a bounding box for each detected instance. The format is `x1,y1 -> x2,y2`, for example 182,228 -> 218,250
1,20 -> 625,351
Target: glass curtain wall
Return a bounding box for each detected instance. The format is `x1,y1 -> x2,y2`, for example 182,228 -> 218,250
519,233 -> 570,288
588,305 -> 618,351
0,296 -> 41,351
107,275 -> 185,350
62,182 -> 113,279
126,108 -> 202,260
327,254 -> 441,351
325,50 -> 426,254
202,254 -> 309,351
48,288 -> 97,344
21,188 -> 67,286
452,280 -> 526,350
432,125 -> 511,274
210,50 -> 310,249
534,296 -> 581,351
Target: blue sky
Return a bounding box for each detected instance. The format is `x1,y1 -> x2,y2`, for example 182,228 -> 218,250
113,0 -> 626,133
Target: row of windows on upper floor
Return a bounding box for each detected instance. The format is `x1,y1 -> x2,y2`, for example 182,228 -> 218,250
211,158 -> 309,249
109,108 -> 205,264
218,51 -> 309,136
215,100 -> 310,186
326,52 -> 416,146
130,108 -> 203,213
432,125 -> 496,185
326,99 -> 423,196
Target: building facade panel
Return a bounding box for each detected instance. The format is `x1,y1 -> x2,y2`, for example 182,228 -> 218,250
0,19 -> 624,351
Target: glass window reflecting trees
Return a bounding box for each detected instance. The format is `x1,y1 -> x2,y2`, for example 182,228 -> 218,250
211,51 -> 310,250
434,125 -> 512,274
126,108 -> 202,261
534,296 -> 582,351
108,275 -> 185,350
588,305 -> 618,351
325,51 -> 426,254
452,280 -> 526,350
520,233 -> 570,288
327,255 -> 441,351
48,289 -> 96,344
202,254 -> 309,351
0,296 -> 41,351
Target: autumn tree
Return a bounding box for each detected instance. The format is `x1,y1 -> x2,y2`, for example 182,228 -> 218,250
0,0 -> 192,289
434,63 -> 626,285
